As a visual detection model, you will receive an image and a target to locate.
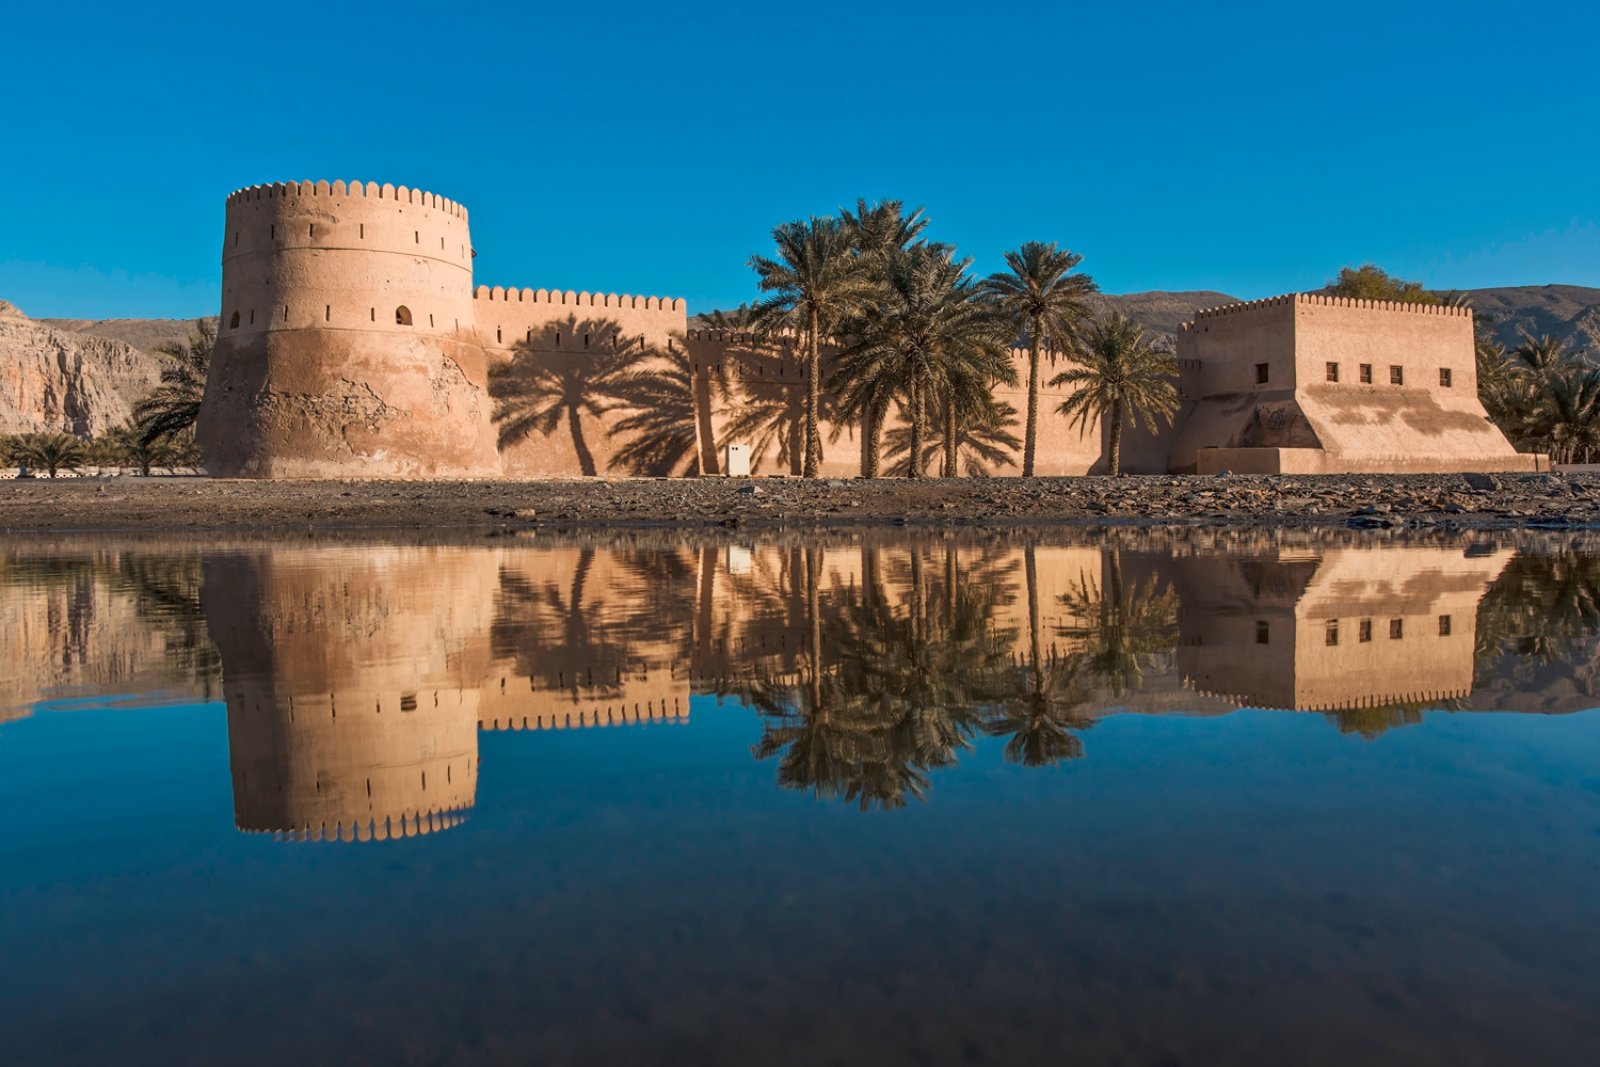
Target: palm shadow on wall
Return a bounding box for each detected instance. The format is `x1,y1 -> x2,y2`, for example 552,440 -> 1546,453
490,315 -> 717,477
711,333 -> 851,475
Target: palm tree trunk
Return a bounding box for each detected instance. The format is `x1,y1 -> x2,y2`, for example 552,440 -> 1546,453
942,396 -> 957,477
908,378 -> 925,479
804,308 -> 822,478
864,393 -> 885,479
1108,399 -> 1123,477
1024,322 -> 1040,478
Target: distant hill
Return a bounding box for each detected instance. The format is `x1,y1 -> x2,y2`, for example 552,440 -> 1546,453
39,314 -> 216,356
1459,285 -> 1600,359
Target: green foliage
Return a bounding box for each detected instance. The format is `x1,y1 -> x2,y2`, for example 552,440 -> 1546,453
1480,329 -> 1600,463
749,216 -> 883,477
980,241 -> 1098,476
1049,312 -> 1179,476
1325,264 -> 1441,305
7,432 -> 89,477
134,318 -> 213,451
829,245 -> 1015,478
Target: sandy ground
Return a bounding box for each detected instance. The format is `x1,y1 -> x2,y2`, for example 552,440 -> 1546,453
0,472 -> 1597,534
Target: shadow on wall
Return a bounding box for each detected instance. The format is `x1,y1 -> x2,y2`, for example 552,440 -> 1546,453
490,316 -> 712,477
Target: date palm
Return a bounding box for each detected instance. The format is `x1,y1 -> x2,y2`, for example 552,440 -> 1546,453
135,319 -> 214,448
749,216 -> 880,477
9,433 -> 87,478
1050,312 -> 1178,477
884,393 -> 1021,477
830,246 -> 1015,478
981,242 -> 1098,477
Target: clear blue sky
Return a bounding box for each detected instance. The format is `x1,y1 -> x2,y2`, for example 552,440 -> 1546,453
2,1 -> 1596,319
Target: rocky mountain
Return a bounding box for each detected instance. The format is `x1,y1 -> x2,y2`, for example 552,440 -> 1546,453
0,301 -> 163,437
39,314 -> 215,356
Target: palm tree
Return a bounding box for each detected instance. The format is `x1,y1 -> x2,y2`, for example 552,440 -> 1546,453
10,433 -> 87,478
1532,365 -> 1600,464
980,242 -> 1098,477
749,216 -> 880,477
830,246 -> 1015,478
490,317 -> 628,476
1050,312 -> 1178,477
1513,331 -> 1569,374
884,393 -> 1022,477
93,424 -> 178,476
134,318 -> 214,448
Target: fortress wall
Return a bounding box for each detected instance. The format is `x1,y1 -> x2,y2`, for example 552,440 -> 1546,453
201,181 -> 500,478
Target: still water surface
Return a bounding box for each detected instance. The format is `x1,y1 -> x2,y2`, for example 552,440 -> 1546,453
1,530 -> 1597,1065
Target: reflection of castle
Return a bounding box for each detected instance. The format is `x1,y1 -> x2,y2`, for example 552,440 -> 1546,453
1170,547 -> 1511,711
0,536 -> 1549,835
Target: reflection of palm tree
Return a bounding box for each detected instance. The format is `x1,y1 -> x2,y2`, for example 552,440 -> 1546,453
987,544 -> 1094,766
1057,551 -> 1178,695
744,544 -> 1015,810
1476,552 -> 1600,673
492,548 -> 629,693
490,316 -> 627,476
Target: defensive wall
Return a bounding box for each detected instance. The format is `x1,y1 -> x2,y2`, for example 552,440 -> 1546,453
199,179 -> 1540,479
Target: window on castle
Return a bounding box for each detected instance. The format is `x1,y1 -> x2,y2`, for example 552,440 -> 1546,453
249,309 -> 254,325
1359,619 -> 1373,642
395,306 -> 413,326
1255,620 -> 1270,645
1326,362 -> 1339,383
325,305 -> 331,322
360,224 -> 365,239
1325,620 -> 1339,646
1438,614 -> 1452,636
1390,619 -> 1404,639
1439,368 -> 1453,388
229,312 -> 240,329
1390,365 -> 1404,385
1360,363 -> 1373,384
1255,363 -> 1269,385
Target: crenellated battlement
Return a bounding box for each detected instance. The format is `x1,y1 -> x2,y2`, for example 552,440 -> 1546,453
1183,291 -> 1473,330
237,799 -> 475,843
474,286 -> 683,312
225,179 -> 468,220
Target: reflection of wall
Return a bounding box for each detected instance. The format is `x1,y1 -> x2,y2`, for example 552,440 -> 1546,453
1171,547 -> 1510,710
0,552 -> 211,722
206,547 -> 496,841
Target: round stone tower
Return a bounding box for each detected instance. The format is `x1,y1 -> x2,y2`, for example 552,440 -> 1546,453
198,180 -> 501,477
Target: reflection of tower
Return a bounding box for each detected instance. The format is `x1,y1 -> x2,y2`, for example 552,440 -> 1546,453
206,546 -> 497,842
1172,546 -> 1511,710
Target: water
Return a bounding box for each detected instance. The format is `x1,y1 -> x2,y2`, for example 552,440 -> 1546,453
1,529 -> 1597,1065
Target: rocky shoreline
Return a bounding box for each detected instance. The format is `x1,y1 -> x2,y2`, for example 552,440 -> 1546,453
0,471 -> 1596,534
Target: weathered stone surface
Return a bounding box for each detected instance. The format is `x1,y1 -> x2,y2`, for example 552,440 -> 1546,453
0,301 -> 160,436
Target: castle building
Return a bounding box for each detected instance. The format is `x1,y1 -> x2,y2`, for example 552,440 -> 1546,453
198,179 -> 1538,479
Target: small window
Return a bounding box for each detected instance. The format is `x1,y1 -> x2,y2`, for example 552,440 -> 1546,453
496,327 -> 502,343
1438,614 -> 1452,636
308,223 -> 314,238
325,305 -> 331,322
1390,619 -> 1404,640
1255,363 -> 1269,385
1326,362 -> 1339,383
359,223 -> 365,239
370,308 -> 375,322
414,230 -> 419,244
1439,368 -> 1453,388
395,306 -> 413,326
229,311 -> 240,329
249,309 -> 254,325
1255,620 -> 1270,645
1359,619 -> 1372,643
1325,620 -> 1339,646
1360,363 -> 1373,384
1390,365 -> 1404,386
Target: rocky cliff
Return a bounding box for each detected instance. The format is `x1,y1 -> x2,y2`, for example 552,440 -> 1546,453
0,301 -> 162,436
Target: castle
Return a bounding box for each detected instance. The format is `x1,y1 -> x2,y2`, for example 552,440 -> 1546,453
197,179 -> 1538,478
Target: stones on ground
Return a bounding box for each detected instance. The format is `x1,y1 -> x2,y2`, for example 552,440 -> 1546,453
1463,473 -> 1499,491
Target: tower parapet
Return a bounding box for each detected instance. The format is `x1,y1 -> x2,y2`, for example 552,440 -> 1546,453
199,179 -> 500,478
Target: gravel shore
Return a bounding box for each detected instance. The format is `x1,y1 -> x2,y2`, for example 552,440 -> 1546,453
0,471 -> 1595,535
